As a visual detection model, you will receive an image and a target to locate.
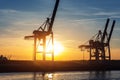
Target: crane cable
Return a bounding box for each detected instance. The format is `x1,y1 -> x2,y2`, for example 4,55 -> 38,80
81,32 -> 99,46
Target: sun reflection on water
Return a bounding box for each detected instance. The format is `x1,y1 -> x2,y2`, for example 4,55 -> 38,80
47,73 -> 53,79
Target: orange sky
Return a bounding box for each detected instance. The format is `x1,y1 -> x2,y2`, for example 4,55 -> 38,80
0,0 -> 120,60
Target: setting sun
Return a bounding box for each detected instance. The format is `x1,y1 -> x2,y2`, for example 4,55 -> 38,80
46,40 -> 64,56
37,40 -> 64,56
54,41 -> 64,55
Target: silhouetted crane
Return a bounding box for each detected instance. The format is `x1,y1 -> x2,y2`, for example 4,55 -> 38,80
79,18 -> 116,61
24,0 -> 60,61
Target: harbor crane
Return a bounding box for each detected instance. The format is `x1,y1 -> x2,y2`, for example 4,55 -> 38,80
79,18 -> 116,61
24,0 -> 60,61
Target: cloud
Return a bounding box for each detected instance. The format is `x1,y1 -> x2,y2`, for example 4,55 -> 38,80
88,7 -> 103,11
0,9 -> 19,14
94,12 -> 120,16
73,18 -> 106,23
0,9 -> 45,39
110,16 -> 120,19
0,0 -> 53,12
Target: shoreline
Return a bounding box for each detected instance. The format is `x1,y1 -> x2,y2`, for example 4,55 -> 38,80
0,60 -> 120,72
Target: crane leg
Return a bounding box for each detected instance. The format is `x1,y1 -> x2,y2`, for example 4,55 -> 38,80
51,33 -> 54,61
34,36 -> 37,61
43,37 -> 46,61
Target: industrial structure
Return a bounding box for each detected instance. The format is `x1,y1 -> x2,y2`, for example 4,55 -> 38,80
24,0 -> 60,61
79,18 -> 116,61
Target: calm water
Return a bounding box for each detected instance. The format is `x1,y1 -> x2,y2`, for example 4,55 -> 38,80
0,71 -> 120,80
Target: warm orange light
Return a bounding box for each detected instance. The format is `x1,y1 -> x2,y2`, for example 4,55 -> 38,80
46,40 -> 64,56
37,40 -> 64,56
54,41 -> 64,56
47,73 -> 53,79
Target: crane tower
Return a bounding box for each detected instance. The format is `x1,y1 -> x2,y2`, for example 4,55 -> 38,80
79,18 -> 116,61
24,0 -> 60,61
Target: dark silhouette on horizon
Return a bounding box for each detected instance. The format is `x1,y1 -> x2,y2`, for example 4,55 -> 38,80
24,0 -> 60,61
0,55 -> 8,63
79,18 -> 116,61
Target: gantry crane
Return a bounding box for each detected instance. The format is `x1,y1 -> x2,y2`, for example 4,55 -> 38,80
24,0 -> 60,61
79,18 -> 116,61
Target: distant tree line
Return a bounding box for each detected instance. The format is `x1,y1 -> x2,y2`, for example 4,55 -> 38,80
0,55 -> 8,63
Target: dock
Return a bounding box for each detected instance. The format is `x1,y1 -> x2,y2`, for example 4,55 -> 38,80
0,60 -> 120,72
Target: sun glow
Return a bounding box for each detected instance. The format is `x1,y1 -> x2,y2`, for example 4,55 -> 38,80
46,40 -> 64,56
54,41 -> 64,55
37,40 -> 64,56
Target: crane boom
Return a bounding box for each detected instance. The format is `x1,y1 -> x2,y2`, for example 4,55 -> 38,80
101,18 -> 110,43
107,20 -> 116,44
24,0 -> 60,40
48,0 -> 60,34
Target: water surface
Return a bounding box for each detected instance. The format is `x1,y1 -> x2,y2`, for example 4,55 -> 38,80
0,71 -> 120,80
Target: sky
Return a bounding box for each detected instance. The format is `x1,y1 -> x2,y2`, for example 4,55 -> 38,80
0,0 -> 120,60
